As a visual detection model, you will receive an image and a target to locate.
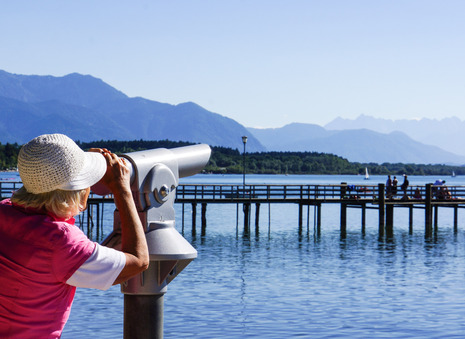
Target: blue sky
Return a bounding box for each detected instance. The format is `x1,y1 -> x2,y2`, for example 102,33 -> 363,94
2,1 -> 465,128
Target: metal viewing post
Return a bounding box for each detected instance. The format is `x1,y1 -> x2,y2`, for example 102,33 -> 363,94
242,136 -> 247,197
98,144 -> 211,339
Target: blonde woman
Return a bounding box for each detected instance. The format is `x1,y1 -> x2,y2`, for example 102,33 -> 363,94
0,134 -> 149,338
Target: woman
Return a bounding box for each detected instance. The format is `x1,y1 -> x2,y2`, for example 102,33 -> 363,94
0,134 -> 149,338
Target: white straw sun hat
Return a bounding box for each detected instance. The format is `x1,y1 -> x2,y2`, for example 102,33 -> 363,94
18,134 -> 107,194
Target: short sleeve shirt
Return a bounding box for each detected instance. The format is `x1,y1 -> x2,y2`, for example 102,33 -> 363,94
0,199 -> 95,338
67,242 -> 126,290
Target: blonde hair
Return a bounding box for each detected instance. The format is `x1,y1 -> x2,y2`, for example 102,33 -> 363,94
11,187 -> 89,219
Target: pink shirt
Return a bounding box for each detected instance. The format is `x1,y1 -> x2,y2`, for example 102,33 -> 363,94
0,199 -> 96,339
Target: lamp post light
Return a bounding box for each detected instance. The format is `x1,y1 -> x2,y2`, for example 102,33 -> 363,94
242,136 -> 247,196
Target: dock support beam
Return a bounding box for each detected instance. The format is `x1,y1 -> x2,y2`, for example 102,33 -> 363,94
201,203 -> 207,236
454,206 -> 458,233
255,203 -> 260,235
386,204 -> 394,238
316,204 -> 321,236
409,205 -> 413,234
86,202 -> 101,239
192,202 -> 197,236
339,182 -> 347,238
425,184 -> 433,237
243,203 -> 250,235
236,204 -> 239,236
181,203 -> 185,233
378,184 -> 385,239
361,204 -> 366,235
340,203 -> 347,237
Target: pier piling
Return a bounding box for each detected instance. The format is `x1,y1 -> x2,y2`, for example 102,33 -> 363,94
201,202 -> 207,236
243,203 -> 250,235
386,204 -> 394,238
409,206 -> 413,234
192,202 -> 197,236
378,183 -> 385,238
340,203 -> 347,237
255,203 -> 260,234
316,204 -> 321,236
425,184 -> 433,237
360,204 -> 366,234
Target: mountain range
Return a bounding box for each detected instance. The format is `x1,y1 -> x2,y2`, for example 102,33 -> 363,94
325,115 -> 465,158
248,123 -> 465,164
0,70 -> 264,152
0,69 -> 464,165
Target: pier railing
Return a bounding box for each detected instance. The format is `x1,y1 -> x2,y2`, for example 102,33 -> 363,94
174,183 -> 465,203
3,181 -> 465,203
175,184 -> 369,202
0,181 -> 23,198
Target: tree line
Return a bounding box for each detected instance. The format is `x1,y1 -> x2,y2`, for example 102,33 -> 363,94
0,142 -> 20,170
1,139 -> 464,177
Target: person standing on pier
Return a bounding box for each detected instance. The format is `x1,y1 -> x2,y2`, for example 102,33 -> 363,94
401,175 -> 409,200
386,175 -> 392,199
0,134 -> 149,339
392,176 -> 398,196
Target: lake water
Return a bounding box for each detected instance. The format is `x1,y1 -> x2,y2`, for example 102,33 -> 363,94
3,173 -> 465,338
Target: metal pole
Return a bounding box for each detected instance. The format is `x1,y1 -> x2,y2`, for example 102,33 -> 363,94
124,294 -> 164,339
243,144 -> 246,197
243,142 -> 245,189
242,136 -> 247,197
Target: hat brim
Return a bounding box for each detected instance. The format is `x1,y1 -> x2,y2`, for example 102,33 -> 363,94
58,152 -> 107,191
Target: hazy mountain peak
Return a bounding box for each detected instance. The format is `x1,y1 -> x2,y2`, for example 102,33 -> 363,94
326,114 -> 464,129
175,101 -> 206,111
324,114 -> 465,158
248,122 -> 465,164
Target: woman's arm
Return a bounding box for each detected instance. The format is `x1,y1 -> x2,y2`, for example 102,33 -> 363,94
98,151 -> 150,284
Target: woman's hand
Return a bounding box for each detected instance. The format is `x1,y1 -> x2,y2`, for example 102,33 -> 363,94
101,152 -> 131,194
89,148 -> 131,194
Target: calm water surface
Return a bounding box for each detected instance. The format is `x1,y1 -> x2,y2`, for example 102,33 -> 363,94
3,173 -> 465,338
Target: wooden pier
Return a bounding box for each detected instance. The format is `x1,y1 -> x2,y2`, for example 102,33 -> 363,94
175,183 -> 465,238
2,181 -> 465,238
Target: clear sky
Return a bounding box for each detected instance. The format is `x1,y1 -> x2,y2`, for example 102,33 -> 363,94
1,1 -> 465,128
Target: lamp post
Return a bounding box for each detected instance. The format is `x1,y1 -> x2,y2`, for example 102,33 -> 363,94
242,136 -> 247,196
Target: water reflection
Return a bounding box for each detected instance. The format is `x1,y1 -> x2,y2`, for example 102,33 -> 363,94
66,198 -> 465,339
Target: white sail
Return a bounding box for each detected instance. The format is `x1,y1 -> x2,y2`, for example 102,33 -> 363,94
364,167 -> 369,180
